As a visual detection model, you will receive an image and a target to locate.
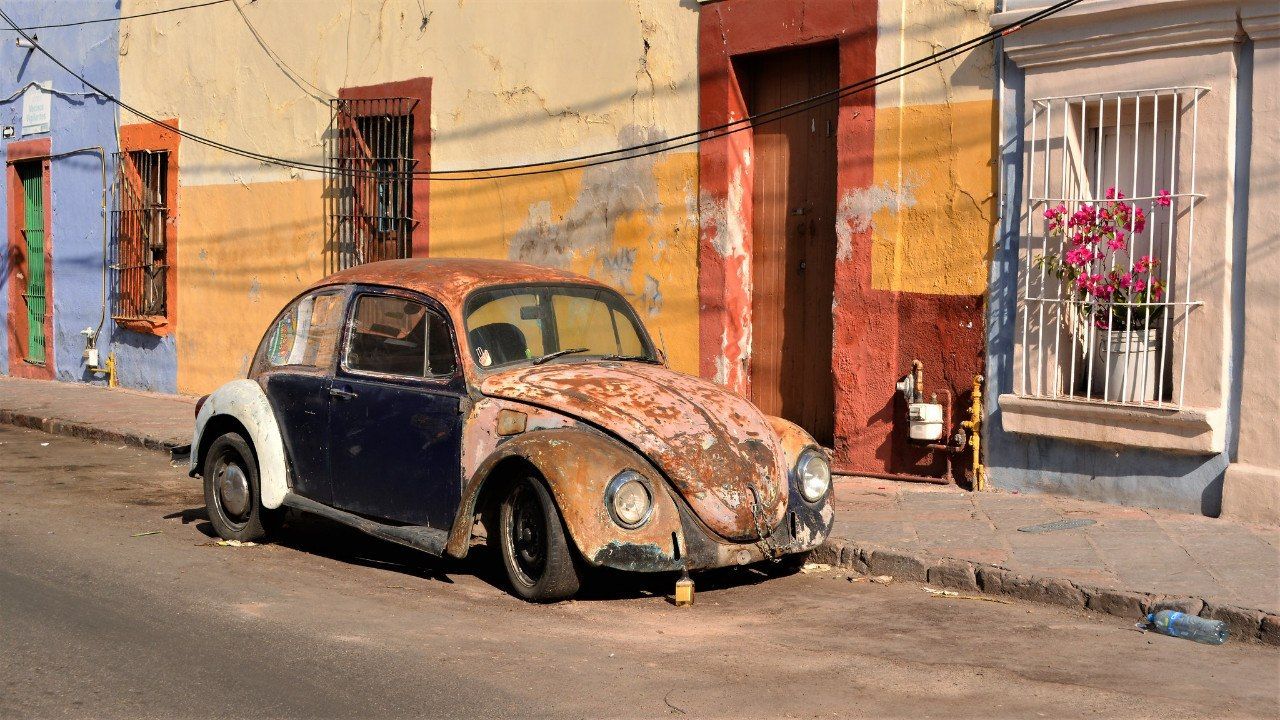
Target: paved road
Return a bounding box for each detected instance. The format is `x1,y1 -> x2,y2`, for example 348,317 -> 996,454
1,425 -> 1276,719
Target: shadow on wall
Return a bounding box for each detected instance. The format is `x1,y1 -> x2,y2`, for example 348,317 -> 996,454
985,408 -> 1228,517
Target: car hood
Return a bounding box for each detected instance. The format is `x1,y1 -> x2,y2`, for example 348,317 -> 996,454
478,362 -> 789,542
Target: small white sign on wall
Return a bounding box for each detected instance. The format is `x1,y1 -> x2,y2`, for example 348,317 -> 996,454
22,82 -> 51,136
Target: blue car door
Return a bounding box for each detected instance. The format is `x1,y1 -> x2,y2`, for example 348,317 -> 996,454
327,289 -> 464,528
255,288 -> 348,504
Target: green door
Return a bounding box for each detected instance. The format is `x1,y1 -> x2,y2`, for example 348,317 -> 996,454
20,164 -> 46,365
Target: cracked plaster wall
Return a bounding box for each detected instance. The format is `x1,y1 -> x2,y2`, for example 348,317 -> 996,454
118,0 -> 700,392
867,0 -> 997,296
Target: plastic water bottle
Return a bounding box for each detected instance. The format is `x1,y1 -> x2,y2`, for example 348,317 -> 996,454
1146,610 -> 1229,645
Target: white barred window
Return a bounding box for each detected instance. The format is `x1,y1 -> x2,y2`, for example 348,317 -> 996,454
1017,87 -> 1208,407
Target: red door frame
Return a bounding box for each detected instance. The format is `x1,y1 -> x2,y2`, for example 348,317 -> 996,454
337,77 -> 432,259
116,119 -> 181,336
6,137 -> 54,380
697,0 -> 878,459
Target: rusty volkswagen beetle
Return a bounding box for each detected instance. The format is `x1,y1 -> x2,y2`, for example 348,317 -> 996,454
191,258 -> 833,601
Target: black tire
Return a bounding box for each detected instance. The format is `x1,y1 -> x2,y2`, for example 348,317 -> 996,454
203,432 -> 282,542
498,475 -> 582,602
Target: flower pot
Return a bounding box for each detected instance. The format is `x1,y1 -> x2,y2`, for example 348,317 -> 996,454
1090,328 -> 1160,403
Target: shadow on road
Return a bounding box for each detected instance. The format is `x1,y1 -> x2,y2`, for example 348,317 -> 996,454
162,504 -> 802,602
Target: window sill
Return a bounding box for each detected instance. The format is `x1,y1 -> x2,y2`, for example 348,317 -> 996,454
998,394 -> 1225,455
114,315 -> 174,337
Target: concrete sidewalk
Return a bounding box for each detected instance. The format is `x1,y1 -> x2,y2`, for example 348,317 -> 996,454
0,376 -> 194,452
2,375 -> 1277,642
821,478 -> 1280,643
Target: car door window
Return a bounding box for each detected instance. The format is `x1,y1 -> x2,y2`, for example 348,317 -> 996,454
258,290 -> 345,372
344,294 -> 456,378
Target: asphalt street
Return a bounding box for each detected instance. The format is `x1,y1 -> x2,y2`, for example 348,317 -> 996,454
1,424 -> 1276,719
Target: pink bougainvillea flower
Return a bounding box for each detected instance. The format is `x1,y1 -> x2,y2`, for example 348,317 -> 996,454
1157,189 -> 1172,207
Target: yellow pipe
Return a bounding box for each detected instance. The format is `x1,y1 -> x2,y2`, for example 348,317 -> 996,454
88,352 -> 117,388
961,374 -> 985,491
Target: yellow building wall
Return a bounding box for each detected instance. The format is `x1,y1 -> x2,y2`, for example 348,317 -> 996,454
119,0 -> 996,394
119,0 -> 702,394
177,180 -> 327,393
869,0 -> 998,296
869,99 -> 996,295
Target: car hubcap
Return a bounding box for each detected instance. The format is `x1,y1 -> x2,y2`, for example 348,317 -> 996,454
509,485 -> 546,585
216,461 -> 251,520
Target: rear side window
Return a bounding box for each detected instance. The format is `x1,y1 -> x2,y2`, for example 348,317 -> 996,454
344,294 -> 457,378
259,290 -> 346,371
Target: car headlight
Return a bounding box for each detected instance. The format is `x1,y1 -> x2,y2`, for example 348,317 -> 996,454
796,450 -> 831,503
606,470 -> 653,529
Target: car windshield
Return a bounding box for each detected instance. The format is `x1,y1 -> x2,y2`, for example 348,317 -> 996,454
463,284 -> 657,370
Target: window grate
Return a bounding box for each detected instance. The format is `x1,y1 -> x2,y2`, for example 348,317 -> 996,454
1017,87 -> 1209,408
325,97 -> 419,272
111,149 -> 170,321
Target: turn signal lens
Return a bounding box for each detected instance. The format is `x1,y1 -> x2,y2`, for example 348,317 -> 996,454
797,451 -> 831,503
607,470 -> 653,529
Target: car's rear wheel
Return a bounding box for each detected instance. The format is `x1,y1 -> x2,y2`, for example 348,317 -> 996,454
203,432 -> 281,542
498,475 -> 581,602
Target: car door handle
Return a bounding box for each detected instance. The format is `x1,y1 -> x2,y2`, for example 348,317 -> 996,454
329,387 -> 358,400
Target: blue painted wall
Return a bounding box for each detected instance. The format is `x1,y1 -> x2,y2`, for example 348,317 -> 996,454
984,55 -> 1225,517
0,1 -> 177,392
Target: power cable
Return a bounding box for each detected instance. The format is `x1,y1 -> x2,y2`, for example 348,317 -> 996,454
0,0 -> 1080,180
430,0 -> 1084,176
11,0 -> 230,30
436,0 -> 1085,180
230,0 -> 335,104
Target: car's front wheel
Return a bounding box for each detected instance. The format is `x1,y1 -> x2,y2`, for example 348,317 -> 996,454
498,475 -> 582,602
203,432 -> 282,542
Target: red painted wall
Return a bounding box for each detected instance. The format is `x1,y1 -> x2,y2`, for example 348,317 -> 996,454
697,0 -> 985,479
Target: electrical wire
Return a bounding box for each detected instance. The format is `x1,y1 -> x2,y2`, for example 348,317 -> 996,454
428,0 -> 1085,176
1,80 -> 105,103
230,0 -> 335,104
11,0 -> 230,30
0,0 -> 1082,181
445,0 -> 1085,181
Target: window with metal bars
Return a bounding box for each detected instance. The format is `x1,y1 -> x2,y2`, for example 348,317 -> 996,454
111,149 -> 171,323
1017,87 -> 1207,408
325,97 -> 418,271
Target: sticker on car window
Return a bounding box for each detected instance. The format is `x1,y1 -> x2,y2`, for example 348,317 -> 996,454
476,346 -> 492,367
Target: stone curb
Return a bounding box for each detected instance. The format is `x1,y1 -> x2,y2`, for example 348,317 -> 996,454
816,537 -> 1280,646
0,409 -> 187,456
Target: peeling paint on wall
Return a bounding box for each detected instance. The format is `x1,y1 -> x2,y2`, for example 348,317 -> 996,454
836,176 -> 919,260
508,125 -> 664,281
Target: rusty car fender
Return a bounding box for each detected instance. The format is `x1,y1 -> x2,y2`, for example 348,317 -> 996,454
189,378 -> 290,510
764,414 -> 822,474
445,426 -> 685,573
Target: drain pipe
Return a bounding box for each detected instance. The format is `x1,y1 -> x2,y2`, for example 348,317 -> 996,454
961,374 -> 987,491
46,146 -> 117,384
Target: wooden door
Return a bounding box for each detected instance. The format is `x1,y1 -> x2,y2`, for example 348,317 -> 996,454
742,44 -> 838,447
16,162 -> 47,365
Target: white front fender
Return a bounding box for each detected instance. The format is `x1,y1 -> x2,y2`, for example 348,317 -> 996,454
190,379 -> 290,510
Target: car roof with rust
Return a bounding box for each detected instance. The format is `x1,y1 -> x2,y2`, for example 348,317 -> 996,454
307,258 -> 607,309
